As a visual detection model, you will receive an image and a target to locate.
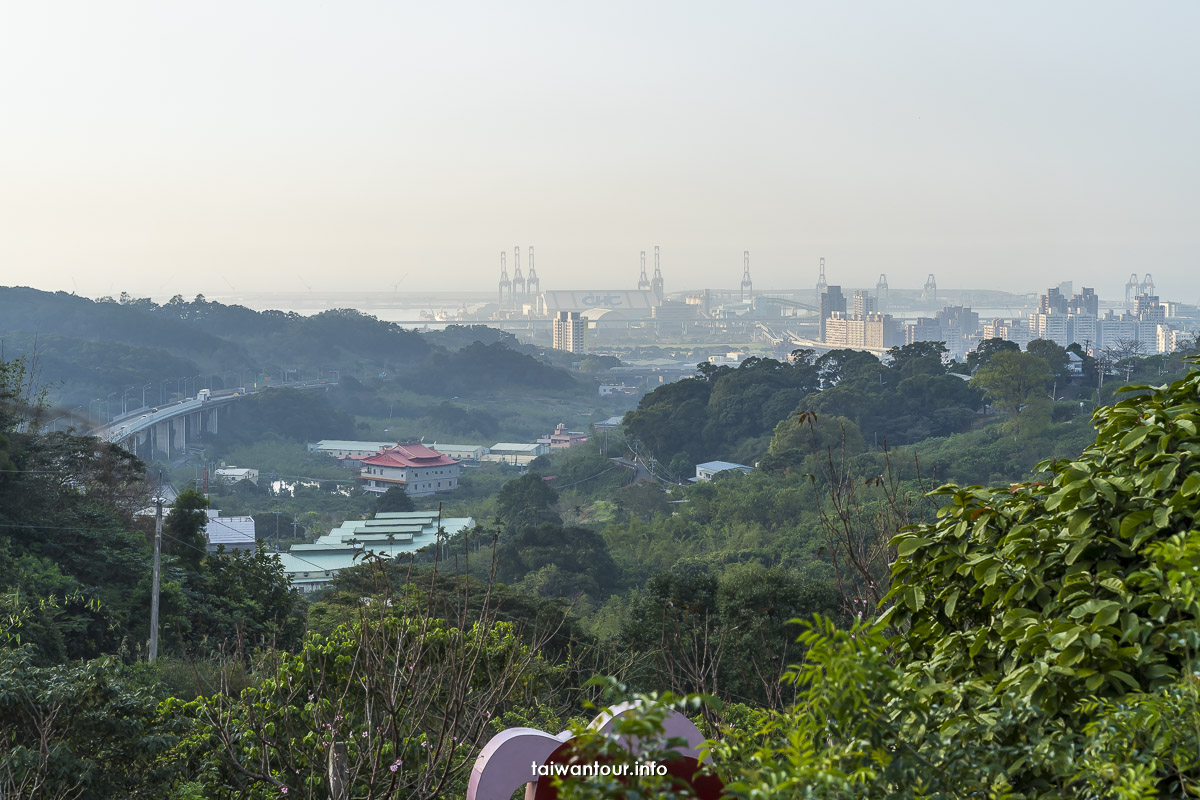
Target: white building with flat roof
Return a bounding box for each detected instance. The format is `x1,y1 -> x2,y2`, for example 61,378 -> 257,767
308,440 -> 396,458
481,442 -> 549,466
204,510 -> 257,553
215,467 -> 258,485
431,443 -> 488,463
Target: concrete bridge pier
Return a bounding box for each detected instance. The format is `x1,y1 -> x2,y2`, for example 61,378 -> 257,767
172,416 -> 187,456
150,421 -> 169,461
133,429 -> 152,462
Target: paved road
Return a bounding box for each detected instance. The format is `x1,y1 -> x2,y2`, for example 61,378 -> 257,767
610,456 -> 654,483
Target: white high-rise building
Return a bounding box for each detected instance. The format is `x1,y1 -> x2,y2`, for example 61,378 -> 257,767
1030,312 -> 1070,347
552,311 -> 585,353
1069,313 -> 1097,349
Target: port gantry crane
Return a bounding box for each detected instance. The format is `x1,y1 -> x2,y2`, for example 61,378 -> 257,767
740,251 -> 753,302
498,251 -> 510,306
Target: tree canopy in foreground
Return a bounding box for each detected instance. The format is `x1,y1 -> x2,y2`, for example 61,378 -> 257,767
708,363 -> 1200,798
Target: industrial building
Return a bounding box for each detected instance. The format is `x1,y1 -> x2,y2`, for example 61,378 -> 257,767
203,510 -> 257,553
431,443 -> 488,464
274,511 -> 475,593
308,440 -> 397,458
482,442 -> 549,465
692,461 -> 754,482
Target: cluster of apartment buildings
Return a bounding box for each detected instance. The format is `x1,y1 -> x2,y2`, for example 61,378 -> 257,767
983,287 -> 1195,355
817,282 -> 1198,359
818,286 -> 923,353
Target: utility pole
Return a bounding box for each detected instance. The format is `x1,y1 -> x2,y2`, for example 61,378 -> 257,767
328,742 -> 348,800
149,474 -> 164,663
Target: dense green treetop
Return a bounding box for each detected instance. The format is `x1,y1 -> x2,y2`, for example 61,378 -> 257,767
376,485 -> 415,513
888,364 -> 1200,712
496,523 -> 621,600
1026,337 -> 1072,382
624,342 -> 985,470
966,337 -> 1021,372
495,472 -> 560,531
164,488 -> 209,574
211,387 -> 356,447
669,363 -> 1200,799
421,341 -> 578,395
970,349 -> 1053,438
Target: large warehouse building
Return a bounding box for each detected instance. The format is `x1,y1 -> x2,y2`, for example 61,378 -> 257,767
536,290 -> 662,321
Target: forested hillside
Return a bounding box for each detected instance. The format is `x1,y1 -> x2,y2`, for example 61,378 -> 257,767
0,288 -> 585,412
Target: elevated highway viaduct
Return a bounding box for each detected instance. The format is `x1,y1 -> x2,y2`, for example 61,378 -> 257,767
91,381 -> 335,462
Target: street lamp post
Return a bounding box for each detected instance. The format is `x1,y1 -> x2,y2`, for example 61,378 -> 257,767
105,393 -> 118,421
123,386 -> 137,415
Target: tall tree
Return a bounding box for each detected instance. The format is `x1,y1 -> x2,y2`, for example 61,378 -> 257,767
1066,342 -> 1098,383
496,473 -> 560,531
970,351 -> 1053,438
886,341 -> 948,378
376,485 -> 415,513
966,337 -> 1020,373
164,488 -> 209,574
495,523 -> 621,599
1025,338 -> 1071,387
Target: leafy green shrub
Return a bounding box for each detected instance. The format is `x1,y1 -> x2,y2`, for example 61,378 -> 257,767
713,364 -> 1200,798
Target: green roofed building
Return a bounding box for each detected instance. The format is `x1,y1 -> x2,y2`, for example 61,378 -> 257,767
274,511 -> 475,593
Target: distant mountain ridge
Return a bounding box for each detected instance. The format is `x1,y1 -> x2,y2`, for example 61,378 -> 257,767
0,286 -> 575,409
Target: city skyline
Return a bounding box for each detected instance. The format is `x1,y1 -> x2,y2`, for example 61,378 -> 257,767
2,2 -> 1198,299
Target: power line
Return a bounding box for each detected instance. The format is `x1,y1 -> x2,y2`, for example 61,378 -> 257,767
150,474 -> 163,662
552,466 -> 621,490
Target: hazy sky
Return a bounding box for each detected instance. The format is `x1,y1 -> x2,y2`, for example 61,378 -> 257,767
2,2 -> 1197,301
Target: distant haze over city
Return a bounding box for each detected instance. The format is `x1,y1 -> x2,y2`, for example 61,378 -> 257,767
1,2 -> 1197,300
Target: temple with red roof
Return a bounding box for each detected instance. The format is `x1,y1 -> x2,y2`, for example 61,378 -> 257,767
357,442 -> 461,496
